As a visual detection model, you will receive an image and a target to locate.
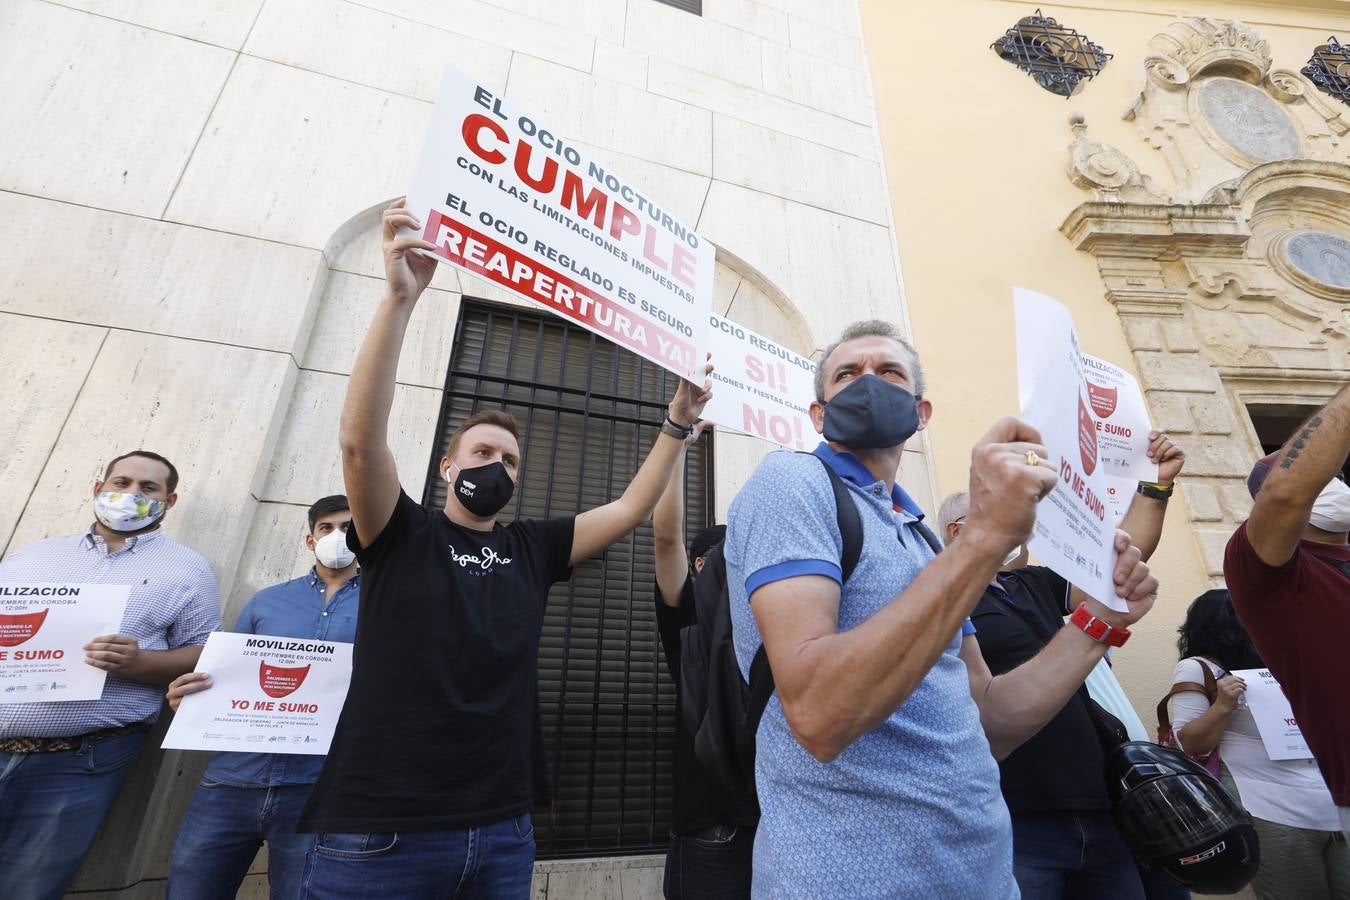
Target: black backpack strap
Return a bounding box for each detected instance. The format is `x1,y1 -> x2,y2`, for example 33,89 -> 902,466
802,453 -> 864,582
911,520 -> 943,556
745,454 -> 865,734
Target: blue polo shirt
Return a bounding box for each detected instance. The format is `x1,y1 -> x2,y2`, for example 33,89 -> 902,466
202,569 -> 360,787
725,444 -> 1015,899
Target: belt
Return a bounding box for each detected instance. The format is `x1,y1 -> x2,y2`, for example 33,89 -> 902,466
0,721 -> 149,754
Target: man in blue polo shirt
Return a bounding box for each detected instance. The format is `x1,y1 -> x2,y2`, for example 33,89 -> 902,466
724,320 -> 1160,898
162,495 -> 359,900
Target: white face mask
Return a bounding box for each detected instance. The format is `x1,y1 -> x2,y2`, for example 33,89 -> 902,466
94,491 -> 166,532
1310,478 -> 1350,533
314,529 -> 356,569
1002,545 -> 1023,567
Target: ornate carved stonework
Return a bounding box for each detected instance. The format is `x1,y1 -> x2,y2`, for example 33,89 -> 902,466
1284,231 -> 1350,289
1196,78 -> 1301,164
1064,18 -> 1350,578
1128,18 -> 1348,200
1066,113 -> 1168,203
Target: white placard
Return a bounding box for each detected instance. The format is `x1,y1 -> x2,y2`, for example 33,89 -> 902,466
0,584 -> 130,703
407,66 -> 713,380
162,633 -> 353,755
701,312 -> 818,450
1081,353 -> 1158,482
1103,475 -> 1134,525
1014,288 -> 1121,609
1231,667 -> 1313,761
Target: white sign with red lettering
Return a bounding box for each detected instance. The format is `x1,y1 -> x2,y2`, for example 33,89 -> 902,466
1081,353 -> 1158,482
162,632 -> 353,755
1231,668 -> 1314,761
701,313 -> 817,450
406,66 -> 713,380
1103,475 -> 1133,525
1014,288 -> 1122,610
0,584 -> 130,703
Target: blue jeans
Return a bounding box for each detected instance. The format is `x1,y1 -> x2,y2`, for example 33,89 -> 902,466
663,823 -> 755,899
0,730 -> 145,900
299,813 -> 535,899
167,777 -> 317,900
1012,810 -> 1146,900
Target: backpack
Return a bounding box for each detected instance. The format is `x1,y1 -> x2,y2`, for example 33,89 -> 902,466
677,452 -> 943,796
1156,658 -> 1224,778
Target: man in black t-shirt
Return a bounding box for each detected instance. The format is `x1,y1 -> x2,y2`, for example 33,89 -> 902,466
653,424 -> 758,899
935,429 -> 1187,900
297,200 -> 713,899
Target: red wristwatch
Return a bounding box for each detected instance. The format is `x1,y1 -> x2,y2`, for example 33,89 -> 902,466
1069,604 -> 1131,647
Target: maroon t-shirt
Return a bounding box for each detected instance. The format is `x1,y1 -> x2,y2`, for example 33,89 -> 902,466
1225,521 -> 1350,806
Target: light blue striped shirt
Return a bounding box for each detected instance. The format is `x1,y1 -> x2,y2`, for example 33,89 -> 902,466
0,527 -> 220,738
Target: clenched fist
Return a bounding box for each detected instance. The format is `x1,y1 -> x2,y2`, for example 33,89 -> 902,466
963,417 -> 1059,561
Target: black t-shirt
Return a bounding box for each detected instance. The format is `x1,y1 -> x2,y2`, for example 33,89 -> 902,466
654,576 -> 760,834
969,566 -> 1111,815
298,491 -> 574,833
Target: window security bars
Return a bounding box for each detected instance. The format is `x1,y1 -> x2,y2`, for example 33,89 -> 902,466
992,9 -> 1112,97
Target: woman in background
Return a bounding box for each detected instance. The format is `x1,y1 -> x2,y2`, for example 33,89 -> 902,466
1168,588 -> 1348,899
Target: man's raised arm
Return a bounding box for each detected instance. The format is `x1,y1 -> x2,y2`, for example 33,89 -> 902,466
339,200 -> 439,542
1248,384 -> 1350,566
569,365 -> 712,566
751,418 -> 1058,764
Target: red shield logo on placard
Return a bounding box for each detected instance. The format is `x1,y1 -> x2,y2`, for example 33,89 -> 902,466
0,609 -> 49,647
1086,381 -> 1118,418
259,661 -> 310,698
1078,395 -> 1099,476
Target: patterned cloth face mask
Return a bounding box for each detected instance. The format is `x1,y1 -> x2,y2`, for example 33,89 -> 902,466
94,491 -> 167,532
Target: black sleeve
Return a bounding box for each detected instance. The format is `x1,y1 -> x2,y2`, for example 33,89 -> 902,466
654,578 -> 694,684
1007,566 -> 1073,618
347,490 -> 422,565
517,516 -> 576,586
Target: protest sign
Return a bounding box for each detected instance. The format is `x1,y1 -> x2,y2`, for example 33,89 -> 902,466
0,584 -> 129,703
407,66 -> 713,380
701,312 -> 817,450
162,633 -> 353,755
1014,288 -> 1121,610
1081,353 -> 1158,482
1231,668 -> 1314,761
1103,475 -> 1133,525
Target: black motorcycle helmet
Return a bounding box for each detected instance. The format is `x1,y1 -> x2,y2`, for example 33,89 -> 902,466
1106,741 -> 1259,893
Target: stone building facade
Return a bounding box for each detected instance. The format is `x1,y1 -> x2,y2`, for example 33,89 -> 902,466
1,0 -> 919,895
861,0 -> 1350,763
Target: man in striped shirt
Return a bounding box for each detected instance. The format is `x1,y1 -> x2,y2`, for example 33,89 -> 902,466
0,450 -> 220,900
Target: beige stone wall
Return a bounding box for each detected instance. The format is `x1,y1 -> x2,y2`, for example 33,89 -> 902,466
859,0 -> 1350,742
1,0 -> 914,895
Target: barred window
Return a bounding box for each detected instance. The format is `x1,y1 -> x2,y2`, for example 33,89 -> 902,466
992,9 -> 1111,97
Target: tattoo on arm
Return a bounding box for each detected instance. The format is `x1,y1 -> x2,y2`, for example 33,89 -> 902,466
1280,416 -> 1324,469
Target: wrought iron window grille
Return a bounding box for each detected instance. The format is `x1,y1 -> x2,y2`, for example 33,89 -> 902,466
1303,37 -> 1350,106
992,9 -> 1112,98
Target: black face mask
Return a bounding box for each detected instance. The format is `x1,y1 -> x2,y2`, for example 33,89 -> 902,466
449,461 -> 515,517
821,374 -> 921,450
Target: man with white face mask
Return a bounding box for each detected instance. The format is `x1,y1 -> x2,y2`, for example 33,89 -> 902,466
1225,385 -> 1350,840
162,494 -> 359,900
0,449 -> 220,900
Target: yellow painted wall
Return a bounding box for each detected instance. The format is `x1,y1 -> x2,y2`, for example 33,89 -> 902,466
859,0 -> 1350,721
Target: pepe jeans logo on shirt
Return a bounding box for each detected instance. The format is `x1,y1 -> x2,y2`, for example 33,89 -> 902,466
449,545 -> 514,575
